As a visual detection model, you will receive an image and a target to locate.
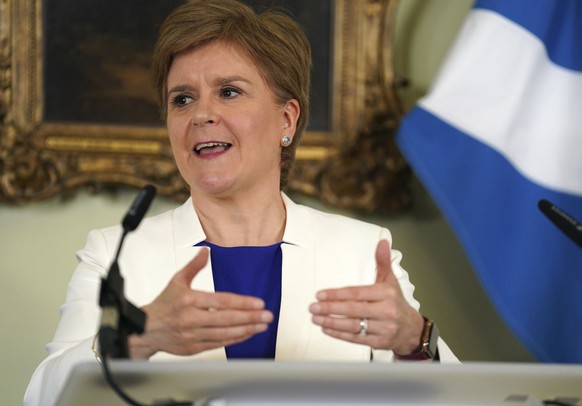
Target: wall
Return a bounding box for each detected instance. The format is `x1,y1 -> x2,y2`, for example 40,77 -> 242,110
0,1 -> 534,405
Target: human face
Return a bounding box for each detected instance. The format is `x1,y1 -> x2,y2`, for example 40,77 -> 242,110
166,41 -> 299,199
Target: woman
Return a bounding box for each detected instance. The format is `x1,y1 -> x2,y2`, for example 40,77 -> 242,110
25,0 -> 458,404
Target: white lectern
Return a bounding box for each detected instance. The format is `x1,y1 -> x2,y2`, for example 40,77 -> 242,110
56,360 -> 582,405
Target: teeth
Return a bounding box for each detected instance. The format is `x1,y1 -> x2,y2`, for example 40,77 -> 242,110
194,142 -> 230,153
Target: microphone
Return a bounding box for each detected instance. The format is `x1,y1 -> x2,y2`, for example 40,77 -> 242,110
538,199 -> 582,249
99,185 -> 156,359
122,184 -> 157,232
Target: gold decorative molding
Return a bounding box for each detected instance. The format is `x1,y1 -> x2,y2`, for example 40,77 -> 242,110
0,0 -> 410,211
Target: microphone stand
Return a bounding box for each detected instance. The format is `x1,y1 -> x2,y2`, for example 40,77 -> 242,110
98,185 -> 156,359
95,185 -> 192,406
98,229 -> 147,359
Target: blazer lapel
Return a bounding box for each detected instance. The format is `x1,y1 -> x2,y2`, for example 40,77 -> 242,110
171,198 -> 226,361
172,197 -> 214,291
275,194 -> 371,362
275,194 -> 316,360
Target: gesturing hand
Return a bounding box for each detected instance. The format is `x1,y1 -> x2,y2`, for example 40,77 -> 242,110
129,248 -> 273,359
309,239 -> 424,355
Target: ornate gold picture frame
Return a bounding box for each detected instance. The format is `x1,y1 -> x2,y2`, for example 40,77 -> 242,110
0,0 -> 410,210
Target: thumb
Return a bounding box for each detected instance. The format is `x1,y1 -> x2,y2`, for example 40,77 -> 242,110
175,247 -> 209,286
375,239 -> 394,284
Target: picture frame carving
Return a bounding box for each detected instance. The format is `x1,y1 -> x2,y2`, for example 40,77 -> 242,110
0,0 -> 410,211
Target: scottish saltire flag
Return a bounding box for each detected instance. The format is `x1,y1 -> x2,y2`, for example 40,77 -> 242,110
396,0 -> 582,363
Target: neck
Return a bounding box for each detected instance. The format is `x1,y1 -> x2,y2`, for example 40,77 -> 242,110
192,190 -> 287,247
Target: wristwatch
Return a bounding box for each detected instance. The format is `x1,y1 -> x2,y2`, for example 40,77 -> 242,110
397,316 -> 439,361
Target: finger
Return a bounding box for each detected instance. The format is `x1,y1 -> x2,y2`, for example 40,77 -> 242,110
175,248 -> 210,286
191,290 -> 267,311
375,239 -> 395,284
158,326 -> 267,356
316,284 -> 391,302
312,314 -> 370,336
310,296 -> 392,319
310,298 -> 364,317
319,327 -> 391,350
191,322 -> 270,342
191,307 -> 273,327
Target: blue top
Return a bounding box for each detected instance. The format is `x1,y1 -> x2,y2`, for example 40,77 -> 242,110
197,241 -> 283,359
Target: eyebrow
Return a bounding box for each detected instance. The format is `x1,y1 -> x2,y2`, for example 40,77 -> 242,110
215,75 -> 252,87
167,85 -> 192,96
167,75 -> 253,97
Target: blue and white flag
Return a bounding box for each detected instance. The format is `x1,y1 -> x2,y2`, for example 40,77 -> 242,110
397,0 -> 582,363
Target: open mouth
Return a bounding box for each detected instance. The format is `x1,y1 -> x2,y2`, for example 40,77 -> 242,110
194,142 -> 232,155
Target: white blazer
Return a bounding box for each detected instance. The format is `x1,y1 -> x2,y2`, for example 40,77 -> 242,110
24,194 -> 458,406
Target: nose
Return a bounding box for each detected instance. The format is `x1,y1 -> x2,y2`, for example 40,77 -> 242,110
191,96 -> 219,127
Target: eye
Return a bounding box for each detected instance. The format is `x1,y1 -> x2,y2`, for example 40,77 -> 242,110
220,87 -> 242,99
170,94 -> 193,108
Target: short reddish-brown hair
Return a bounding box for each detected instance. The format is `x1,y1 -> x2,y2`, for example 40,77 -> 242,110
152,0 -> 312,189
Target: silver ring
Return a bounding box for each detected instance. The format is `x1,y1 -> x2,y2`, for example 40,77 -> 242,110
359,318 -> 368,337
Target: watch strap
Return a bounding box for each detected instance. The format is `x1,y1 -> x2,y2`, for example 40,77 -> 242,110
396,316 -> 439,361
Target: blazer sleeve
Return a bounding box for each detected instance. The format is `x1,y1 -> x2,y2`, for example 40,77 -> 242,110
24,228 -> 115,406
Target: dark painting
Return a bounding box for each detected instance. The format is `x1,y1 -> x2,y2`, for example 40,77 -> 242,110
43,0 -> 332,130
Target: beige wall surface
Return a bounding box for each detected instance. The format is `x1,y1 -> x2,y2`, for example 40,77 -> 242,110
1,1 -> 535,405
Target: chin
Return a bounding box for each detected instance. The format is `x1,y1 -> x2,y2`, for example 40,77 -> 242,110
189,175 -> 236,196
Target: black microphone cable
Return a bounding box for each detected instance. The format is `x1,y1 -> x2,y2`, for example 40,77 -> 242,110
98,328 -> 193,406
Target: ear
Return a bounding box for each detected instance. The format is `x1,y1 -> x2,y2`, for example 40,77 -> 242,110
282,99 -> 301,136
